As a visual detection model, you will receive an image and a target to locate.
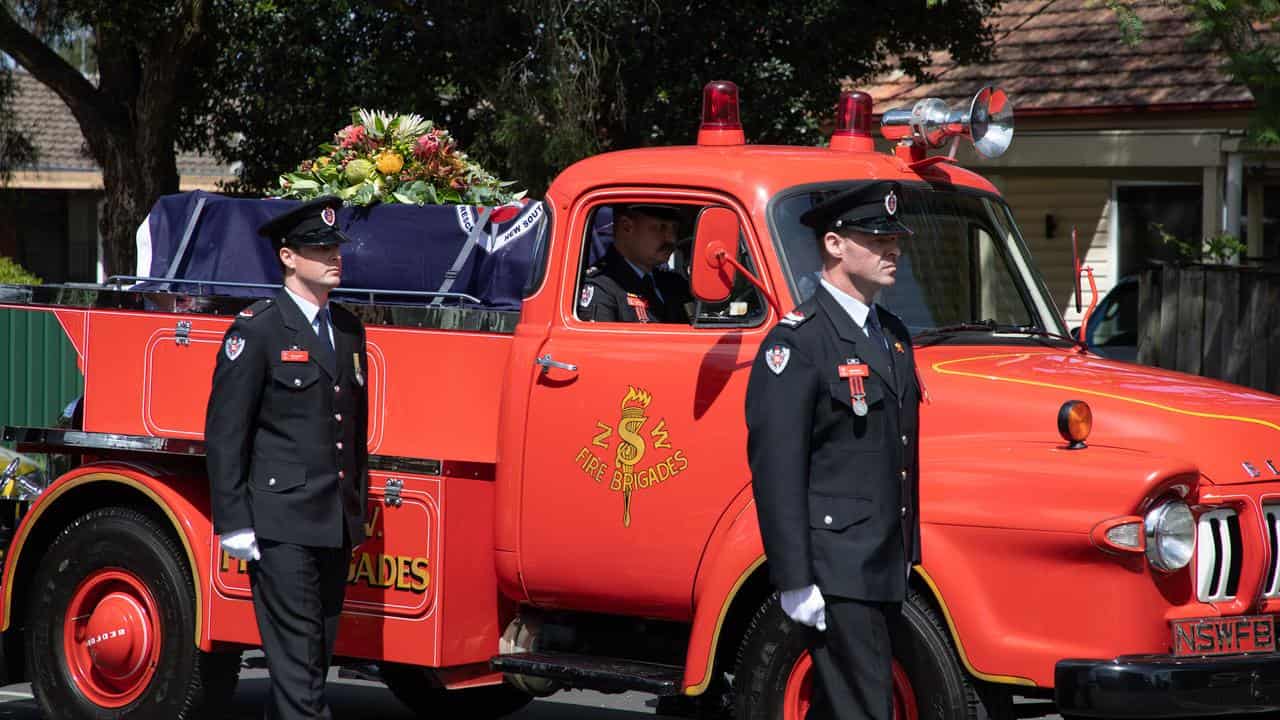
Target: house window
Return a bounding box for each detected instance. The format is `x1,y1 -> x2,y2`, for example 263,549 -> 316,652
1116,184 -> 1202,276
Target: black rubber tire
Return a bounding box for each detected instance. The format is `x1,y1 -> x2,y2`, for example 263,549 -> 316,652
381,663 -> 534,718
733,589 -> 1012,720
25,507 -> 241,719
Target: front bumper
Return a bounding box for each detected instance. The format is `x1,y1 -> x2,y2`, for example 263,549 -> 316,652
1056,653 -> 1280,717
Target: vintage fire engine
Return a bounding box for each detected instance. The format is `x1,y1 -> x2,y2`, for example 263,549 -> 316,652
3,82 -> 1280,720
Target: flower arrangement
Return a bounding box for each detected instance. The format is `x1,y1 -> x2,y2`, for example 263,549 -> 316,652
272,109 -> 521,207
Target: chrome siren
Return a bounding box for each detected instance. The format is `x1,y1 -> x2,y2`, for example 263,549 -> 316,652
880,86 -> 1013,158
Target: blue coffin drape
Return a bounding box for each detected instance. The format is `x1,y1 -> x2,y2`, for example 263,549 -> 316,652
134,190 -> 546,309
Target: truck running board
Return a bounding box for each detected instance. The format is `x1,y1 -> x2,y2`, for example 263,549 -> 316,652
490,652 -> 683,696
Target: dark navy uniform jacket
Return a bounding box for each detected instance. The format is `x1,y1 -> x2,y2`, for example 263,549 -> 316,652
746,286 -> 921,602
579,246 -> 694,323
206,289 -> 369,548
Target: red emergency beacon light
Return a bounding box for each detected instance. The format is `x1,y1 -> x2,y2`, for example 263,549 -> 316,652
829,90 -> 874,152
697,81 -> 745,146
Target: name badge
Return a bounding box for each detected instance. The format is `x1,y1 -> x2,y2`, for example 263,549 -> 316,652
281,349 -> 309,363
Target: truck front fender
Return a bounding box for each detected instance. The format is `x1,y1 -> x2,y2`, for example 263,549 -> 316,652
1,462 -> 214,649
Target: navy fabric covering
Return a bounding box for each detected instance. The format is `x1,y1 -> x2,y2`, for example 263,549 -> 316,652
135,191 -> 546,309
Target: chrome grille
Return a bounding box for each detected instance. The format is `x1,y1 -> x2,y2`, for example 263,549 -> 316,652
1196,509 -> 1241,602
1264,505 -> 1280,598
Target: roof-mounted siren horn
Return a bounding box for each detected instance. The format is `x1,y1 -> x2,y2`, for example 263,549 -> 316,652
880,86 -> 1013,159
829,90 -> 874,152
697,80 -> 745,147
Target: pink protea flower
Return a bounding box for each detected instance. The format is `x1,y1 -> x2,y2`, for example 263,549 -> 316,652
414,133 -> 440,160
337,124 -> 366,149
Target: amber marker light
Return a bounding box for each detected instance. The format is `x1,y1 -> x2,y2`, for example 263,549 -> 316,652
1058,400 -> 1091,449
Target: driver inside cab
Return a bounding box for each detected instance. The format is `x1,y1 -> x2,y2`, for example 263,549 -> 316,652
578,204 -> 694,323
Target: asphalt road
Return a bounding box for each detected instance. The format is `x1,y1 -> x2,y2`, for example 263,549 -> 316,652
0,666 -> 1065,720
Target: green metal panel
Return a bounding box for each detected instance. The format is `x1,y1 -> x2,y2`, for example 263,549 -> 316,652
0,308 -> 84,429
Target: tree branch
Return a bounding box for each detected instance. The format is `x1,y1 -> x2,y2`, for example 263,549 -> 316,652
0,4 -> 111,132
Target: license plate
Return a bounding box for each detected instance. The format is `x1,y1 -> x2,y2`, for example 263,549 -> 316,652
1172,614 -> 1276,656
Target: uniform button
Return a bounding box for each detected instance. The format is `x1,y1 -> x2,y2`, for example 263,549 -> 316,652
902,434 -> 909,446
336,442 -> 344,450
823,515 -> 833,525
268,477 -> 276,486
900,470 -> 908,480
900,506 -> 907,517
334,385 -> 340,393
293,378 -> 301,387
334,413 -> 343,422
338,470 -> 345,479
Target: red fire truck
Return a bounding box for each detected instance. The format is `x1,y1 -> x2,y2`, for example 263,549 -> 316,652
3,82 -> 1280,720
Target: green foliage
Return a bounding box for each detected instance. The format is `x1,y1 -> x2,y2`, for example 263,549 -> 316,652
1152,222 -> 1248,263
489,0 -> 997,194
1109,0 -> 1279,146
6,0 -> 999,209
0,255 -> 41,284
0,68 -> 36,184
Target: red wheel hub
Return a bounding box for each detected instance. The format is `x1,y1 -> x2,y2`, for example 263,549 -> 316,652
62,568 -> 162,707
784,651 -> 917,720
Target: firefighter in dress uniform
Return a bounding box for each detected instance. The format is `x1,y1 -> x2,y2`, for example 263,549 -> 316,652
579,203 -> 695,323
745,182 -> 922,720
205,195 -> 369,720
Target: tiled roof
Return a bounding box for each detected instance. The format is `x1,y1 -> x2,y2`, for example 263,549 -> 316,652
865,0 -> 1257,115
9,70 -> 232,177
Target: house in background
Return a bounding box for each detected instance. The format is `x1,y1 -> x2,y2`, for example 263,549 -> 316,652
0,70 -> 234,284
867,0 -> 1278,327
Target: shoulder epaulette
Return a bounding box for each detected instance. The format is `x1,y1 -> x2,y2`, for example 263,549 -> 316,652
236,298 -> 274,320
778,308 -> 811,328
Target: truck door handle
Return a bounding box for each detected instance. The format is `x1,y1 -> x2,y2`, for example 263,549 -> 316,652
536,354 -> 578,375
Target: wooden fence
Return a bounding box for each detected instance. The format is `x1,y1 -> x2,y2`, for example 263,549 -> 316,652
1137,265 -> 1280,395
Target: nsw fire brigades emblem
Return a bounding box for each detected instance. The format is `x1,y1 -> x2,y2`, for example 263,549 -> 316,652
573,386 -> 689,527
885,190 -> 899,216
224,334 -> 245,361
766,344 -> 791,375
321,207 -> 337,226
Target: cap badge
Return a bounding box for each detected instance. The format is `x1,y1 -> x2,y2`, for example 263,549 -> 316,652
884,190 -> 898,216
766,344 -> 791,375
579,284 -> 595,308
321,207 -> 336,226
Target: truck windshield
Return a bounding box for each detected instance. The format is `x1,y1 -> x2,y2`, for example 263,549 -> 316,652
769,183 -> 1068,339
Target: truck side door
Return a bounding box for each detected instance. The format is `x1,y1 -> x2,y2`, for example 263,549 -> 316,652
518,189 -> 774,619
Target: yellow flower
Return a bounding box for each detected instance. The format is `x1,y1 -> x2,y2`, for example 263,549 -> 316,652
376,151 -> 404,175
315,156 -> 331,167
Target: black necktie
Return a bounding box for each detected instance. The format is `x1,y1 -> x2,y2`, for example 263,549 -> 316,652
315,307 -> 335,359
866,308 -> 894,368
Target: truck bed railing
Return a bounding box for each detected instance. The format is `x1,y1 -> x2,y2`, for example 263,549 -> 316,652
2,426 -> 460,477
106,276 -> 484,305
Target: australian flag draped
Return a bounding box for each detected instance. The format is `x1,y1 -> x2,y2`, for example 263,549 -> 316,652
134,190 -> 546,309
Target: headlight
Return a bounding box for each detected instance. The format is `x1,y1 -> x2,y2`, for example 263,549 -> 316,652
1145,500 -> 1195,571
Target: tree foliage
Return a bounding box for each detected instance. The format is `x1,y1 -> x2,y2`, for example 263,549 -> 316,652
1106,0 -> 1279,145
0,0 -> 212,275
1,0 -> 999,273
489,0 -> 997,192
0,68 -> 37,184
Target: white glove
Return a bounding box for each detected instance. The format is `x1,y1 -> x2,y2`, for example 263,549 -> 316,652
780,585 -> 826,631
220,528 -> 261,561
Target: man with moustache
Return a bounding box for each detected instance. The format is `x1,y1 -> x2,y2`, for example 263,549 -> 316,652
579,203 -> 695,323
206,195 -> 369,720
745,182 -> 922,720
